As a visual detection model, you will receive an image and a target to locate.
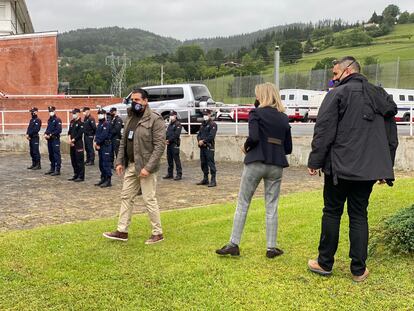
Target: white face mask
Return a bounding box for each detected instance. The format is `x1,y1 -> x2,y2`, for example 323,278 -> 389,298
203,115 -> 210,121
170,115 -> 176,122
98,114 -> 105,120
72,114 -> 78,119
49,112 -> 55,117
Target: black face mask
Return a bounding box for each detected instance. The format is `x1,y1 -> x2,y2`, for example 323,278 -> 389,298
254,99 -> 260,108
132,101 -> 145,115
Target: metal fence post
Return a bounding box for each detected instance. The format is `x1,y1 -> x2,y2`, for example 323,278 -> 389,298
1,111 -> 4,134
187,109 -> 191,136
410,105 -> 413,137
235,107 -> 239,136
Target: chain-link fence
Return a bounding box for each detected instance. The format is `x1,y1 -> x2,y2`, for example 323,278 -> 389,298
133,59 -> 414,105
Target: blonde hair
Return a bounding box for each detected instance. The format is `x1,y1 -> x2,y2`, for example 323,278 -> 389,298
255,82 -> 285,112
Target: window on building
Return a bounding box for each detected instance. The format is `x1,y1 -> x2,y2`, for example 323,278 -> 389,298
289,95 -> 295,100
399,95 -> 405,101
281,95 -> 285,100
303,95 -> 309,101
408,95 -> 414,102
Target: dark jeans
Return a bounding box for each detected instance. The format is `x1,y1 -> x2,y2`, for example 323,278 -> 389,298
200,147 -> 216,178
70,141 -> 85,179
167,144 -> 182,177
47,138 -> 61,172
318,175 -> 375,276
29,136 -> 41,165
98,144 -> 112,178
84,135 -> 95,163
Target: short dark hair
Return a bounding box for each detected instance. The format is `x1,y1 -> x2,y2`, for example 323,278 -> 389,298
333,56 -> 361,73
131,88 -> 149,100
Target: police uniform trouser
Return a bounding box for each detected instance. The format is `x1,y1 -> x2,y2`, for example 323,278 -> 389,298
98,143 -> 112,178
200,147 -> 216,177
47,138 -> 61,172
29,136 -> 41,165
70,141 -> 85,179
167,144 -> 182,176
84,135 -> 95,163
111,138 -> 121,164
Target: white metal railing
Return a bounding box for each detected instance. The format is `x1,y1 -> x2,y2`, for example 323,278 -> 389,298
0,105 -> 413,136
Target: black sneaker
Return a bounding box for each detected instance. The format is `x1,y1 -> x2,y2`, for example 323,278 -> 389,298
163,175 -> 173,179
215,244 -> 240,256
44,170 -> 54,175
266,248 -> 284,258
196,179 -> 209,185
174,175 -> 182,181
50,171 -> 61,176
68,176 -> 77,181
74,178 -> 84,182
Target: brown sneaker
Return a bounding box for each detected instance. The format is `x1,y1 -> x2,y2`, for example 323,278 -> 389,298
102,230 -> 128,241
307,259 -> 332,276
352,268 -> 369,282
145,234 -> 164,245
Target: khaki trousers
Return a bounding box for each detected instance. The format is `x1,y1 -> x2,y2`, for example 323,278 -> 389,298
117,164 -> 162,235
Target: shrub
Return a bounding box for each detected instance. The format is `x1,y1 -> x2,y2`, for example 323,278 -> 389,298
370,205 -> 414,254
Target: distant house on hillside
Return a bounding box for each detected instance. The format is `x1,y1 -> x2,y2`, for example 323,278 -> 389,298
363,23 -> 380,29
222,61 -> 242,68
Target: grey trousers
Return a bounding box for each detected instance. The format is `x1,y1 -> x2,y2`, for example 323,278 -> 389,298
230,162 -> 283,248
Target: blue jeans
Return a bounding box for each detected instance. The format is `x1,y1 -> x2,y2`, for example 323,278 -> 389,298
230,162 -> 283,248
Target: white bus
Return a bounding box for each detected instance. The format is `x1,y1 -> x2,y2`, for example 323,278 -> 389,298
280,89 -> 326,122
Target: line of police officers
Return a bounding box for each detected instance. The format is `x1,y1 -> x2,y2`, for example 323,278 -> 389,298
26,107 -> 218,187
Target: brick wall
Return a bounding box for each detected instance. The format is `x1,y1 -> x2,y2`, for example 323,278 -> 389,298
0,33 -> 59,95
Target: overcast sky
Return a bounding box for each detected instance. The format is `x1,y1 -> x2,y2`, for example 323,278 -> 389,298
26,0 -> 414,41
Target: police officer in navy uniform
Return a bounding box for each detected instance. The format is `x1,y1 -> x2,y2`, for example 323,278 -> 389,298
109,107 -> 124,168
82,107 -> 97,166
197,109 -> 218,187
44,106 -> 62,176
163,110 -> 183,180
26,107 -> 42,170
94,108 -> 112,187
68,108 -> 85,182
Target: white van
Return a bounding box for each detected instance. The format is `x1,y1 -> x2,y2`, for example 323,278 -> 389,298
280,89 -> 326,122
384,88 -> 414,122
308,92 -> 327,122
103,83 -> 218,133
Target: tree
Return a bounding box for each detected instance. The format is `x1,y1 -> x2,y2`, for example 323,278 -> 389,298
368,12 -> 380,24
398,11 -> 410,24
382,4 -> 400,25
312,57 -> 336,70
280,39 -> 303,63
409,13 -> 414,23
303,38 -> 314,53
363,56 -> 378,66
334,30 -> 373,47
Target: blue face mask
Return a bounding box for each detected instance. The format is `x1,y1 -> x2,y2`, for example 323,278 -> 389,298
132,101 -> 143,113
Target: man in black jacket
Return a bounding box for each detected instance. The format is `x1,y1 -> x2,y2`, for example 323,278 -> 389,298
109,107 -> 124,168
197,109 -> 218,187
307,56 -> 398,282
26,107 -> 42,170
68,108 -> 85,182
82,107 -> 96,166
163,110 -> 183,180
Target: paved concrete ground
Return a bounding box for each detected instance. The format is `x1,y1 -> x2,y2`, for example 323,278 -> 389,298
0,152 -> 412,232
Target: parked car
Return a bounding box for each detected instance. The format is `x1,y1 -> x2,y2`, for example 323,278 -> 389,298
216,105 -> 254,122
280,89 -> 326,122
103,84 -> 219,133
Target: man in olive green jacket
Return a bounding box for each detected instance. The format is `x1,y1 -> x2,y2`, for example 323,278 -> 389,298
103,88 -> 166,244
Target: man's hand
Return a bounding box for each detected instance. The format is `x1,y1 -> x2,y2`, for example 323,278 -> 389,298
308,168 -> 319,176
140,168 -> 150,177
116,164 -> 124,176
378,179 -> 387,185
94,143 -> 100,150
166,140 -> 169,145
198,140 -> 204,147
25,134 -> 30,140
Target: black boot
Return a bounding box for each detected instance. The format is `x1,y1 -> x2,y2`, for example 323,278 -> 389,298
174,175 -> 182,181
51,171 -> 61,176
27,163 -> 35,169
208,175 -> 217,187
100,176 -> 112,188
45,169 -> 54,175
32,163 -> 41,170
196,176 -> 209,185
163,174 -> 173,179
94,177 -> 105,186
68,176 -> 77,181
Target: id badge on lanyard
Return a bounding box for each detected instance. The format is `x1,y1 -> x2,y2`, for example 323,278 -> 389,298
128,130 -> 134,140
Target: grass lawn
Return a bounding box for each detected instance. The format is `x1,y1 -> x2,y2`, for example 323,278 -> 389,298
0,179 -> 413,310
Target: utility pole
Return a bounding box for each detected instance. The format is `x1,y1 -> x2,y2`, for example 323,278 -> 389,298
274,45 -> 280,90
106,53 -> 131,97
395,57 -> 400,88
161,65 -> 164,85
